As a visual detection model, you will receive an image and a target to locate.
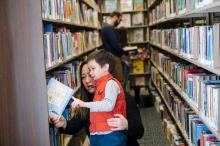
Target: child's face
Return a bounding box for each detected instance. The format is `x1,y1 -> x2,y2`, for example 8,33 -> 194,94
88,59 -> 109,80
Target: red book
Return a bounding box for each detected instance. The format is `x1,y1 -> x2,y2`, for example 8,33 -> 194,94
182,69 -> 205,91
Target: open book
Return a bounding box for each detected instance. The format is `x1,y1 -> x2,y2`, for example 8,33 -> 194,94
47,78 -> 74,117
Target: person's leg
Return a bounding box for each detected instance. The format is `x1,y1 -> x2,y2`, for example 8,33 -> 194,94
121,61 -> 130,90
134,87 -> 140,106
90,135 -> 99,146
98,131 -> 127,146
112,56 -> 125,85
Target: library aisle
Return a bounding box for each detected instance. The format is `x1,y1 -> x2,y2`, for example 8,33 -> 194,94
138,106 -> 169,146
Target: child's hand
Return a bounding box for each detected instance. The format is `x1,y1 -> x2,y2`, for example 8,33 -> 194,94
71,96 -> 85,108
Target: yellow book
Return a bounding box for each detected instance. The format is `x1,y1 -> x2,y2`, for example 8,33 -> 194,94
132,59 -> 145,74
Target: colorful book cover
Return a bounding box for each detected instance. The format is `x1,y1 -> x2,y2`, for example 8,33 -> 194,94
47,78 -> 74,116
118,14 -> 131,27
132,59 -> 145,73
132,12 -> 144,26
104,0 -> 117,13
133,0 -> 144,11
120,0 -> 133,12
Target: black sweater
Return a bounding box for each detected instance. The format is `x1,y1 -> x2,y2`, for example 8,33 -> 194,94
101,23 -> 127,57
60,93 -> 144,146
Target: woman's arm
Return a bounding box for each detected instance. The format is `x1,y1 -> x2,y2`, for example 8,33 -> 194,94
126,94 -> 144,139
51,112 -> 87,135
107,93 -> 144,139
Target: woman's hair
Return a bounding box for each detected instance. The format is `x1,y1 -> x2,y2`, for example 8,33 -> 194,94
72,61 -> 92,119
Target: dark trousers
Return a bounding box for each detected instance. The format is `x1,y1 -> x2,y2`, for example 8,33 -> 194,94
90,131 -> 127,146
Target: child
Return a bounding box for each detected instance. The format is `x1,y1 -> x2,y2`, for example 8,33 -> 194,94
71,49 -> 127,146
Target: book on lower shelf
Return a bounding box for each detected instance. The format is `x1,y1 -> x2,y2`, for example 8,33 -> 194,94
131,59 -> 145,73
47,78 -> 74,117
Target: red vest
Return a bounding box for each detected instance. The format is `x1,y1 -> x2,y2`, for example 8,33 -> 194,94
90,74 -> 126,133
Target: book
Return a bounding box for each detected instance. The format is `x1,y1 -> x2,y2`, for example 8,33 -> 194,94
103,0 -> 117,13
132,59 -> 145,73
47,78 -> 74,117
132,12 -> 144,26
118,14 -> 131,27
120,0 -> 133,12
129,28 -> 144,42
133,0 -> 144,11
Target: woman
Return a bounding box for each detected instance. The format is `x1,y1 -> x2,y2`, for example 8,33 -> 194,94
51,61 -> 144,146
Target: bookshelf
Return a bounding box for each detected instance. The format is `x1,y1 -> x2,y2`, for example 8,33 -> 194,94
101,0 -> 149,45
41,0 -> 102,145
46,45 -> 101,72
151,59 -> 220,142
151,80 -> 191,146
82,0 -> 101,12
149,0 -> 220,145
150,43 -> 220,76
43,19 -> 101,29
102,9 -> 148,15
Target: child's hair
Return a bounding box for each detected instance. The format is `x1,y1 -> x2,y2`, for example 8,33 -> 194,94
87,49 -> 115,74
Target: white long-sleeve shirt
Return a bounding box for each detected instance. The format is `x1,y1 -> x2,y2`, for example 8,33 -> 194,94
89,80 -> 120,112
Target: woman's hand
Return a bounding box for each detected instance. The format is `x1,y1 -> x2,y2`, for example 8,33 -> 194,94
107,114 -> 128,131
50,116 -> 67,129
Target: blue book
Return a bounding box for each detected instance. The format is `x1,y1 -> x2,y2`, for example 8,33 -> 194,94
194,122 -> 209,146
47,78 -> 74,117
204,80 -> 220,85
44,24 -> 53,33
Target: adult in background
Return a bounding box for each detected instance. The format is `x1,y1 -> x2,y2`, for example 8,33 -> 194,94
101,11 -> 128,85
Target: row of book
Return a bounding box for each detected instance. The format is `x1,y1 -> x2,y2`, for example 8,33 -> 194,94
118,12 -> 146,28
127,28 -> 149,43
47,61 -> 81,146
150,23 -> 220,67
43,24 -> 101,68
151,67 -> 220,146
151,49 -> 220,131
42,0 -> 100,27
47,61 -> 81,89
102,0 -> 145,13
163,118 -> 186,146
149,0 -> 217,24
49,108 -> 72,146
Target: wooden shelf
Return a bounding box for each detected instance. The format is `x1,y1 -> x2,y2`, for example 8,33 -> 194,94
125,25 -> 148,29
46,45 -> 101,72
151,60 -> 220,141
149,1 -> 220,27
128,41 -> 149,45
151,80 -> 191,146
82,0 -> 101,12
129,72 -> 151,76
150,42 -> 220,76
148,0 -> 162,10
101,9 -> 148,15
42,18 -> 101,30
